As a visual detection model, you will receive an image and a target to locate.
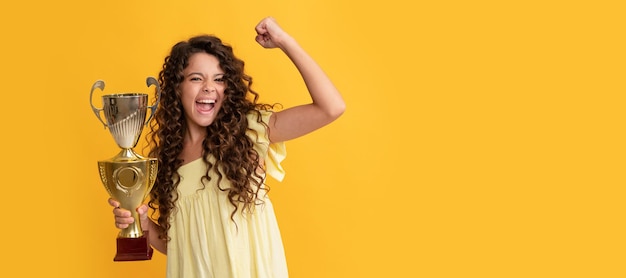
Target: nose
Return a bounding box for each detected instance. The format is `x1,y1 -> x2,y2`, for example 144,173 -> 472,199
203,84 -> 216,93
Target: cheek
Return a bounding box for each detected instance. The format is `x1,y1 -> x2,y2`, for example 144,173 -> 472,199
216,87 -> 226,99
179,91 -> 196,109
179,84 -> 193,98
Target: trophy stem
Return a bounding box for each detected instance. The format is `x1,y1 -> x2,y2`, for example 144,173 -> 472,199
116,148 -> 144,161
119,209 -> 144,238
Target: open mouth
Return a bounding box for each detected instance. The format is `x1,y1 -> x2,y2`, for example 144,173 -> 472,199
196,99 -> 216,112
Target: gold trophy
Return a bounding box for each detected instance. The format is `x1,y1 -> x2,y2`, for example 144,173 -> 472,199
90,77 -> 161,261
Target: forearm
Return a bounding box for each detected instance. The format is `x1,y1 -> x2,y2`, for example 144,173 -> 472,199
279,36 -> 345,119
144,219 -> 167,254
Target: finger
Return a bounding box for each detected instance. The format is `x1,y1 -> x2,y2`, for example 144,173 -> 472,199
262,17 -> 280,35
113,206 -> 132,217
255,21 -> 267,35
115,215 -> 135,224
108,198 -> 120,208
255,35 -> 269,47
137,204 -> 149,216
114,213 -> 134,229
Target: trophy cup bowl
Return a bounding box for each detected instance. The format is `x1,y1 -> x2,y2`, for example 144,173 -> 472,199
90,77 -> 161,261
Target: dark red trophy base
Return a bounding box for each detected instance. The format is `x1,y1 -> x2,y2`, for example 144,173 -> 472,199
114,231 -> 153,261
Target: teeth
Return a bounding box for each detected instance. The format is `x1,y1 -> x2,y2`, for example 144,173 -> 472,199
197,99 -> 216,104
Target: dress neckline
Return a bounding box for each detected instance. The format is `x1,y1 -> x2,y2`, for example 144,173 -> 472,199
180,157 -> 204,168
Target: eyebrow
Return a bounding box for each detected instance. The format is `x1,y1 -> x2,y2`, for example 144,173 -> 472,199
185,72 -> 224,78
185,72 -> 204,77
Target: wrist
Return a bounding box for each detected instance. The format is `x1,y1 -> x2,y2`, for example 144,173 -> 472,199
278,35 -> 298,52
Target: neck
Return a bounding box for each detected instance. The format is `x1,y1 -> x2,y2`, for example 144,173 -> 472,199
180,127 -> 206,164
184,126 -> 207,146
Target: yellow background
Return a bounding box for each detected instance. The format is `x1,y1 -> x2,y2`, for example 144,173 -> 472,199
1,0 -> 624,277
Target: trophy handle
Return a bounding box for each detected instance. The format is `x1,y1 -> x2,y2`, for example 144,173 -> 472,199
145,77 -> 161,126
90,80 -> 108,128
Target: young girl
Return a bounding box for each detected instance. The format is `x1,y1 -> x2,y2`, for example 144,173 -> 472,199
109,16 -> 345,277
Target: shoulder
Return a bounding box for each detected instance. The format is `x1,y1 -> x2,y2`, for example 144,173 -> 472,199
246,109 -> 274,143
246,109 -> 273,124
246,109 -> 274,134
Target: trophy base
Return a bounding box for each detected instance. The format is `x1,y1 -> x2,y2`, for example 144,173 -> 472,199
114,231 -> 153,261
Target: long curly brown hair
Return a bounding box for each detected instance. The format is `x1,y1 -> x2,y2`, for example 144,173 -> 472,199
146,35 -> 275,241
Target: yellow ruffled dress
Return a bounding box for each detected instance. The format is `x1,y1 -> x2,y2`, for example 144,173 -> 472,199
166,111 -> 288,278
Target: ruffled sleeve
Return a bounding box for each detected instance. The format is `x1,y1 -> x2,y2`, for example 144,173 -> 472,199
246,110 -> 286,182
